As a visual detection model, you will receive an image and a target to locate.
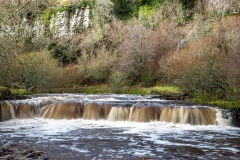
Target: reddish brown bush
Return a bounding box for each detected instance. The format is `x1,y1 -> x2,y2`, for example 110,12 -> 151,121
160,38 -> 229,95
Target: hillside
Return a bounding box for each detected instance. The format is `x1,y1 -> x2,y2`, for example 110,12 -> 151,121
0,0 -> 240,108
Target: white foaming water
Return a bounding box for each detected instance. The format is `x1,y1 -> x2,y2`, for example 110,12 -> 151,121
0,118 -> 238,139
0,118 -> 239,159
216,109 -> 232,126
2,94 -> 239,159
13,94 -> 169,105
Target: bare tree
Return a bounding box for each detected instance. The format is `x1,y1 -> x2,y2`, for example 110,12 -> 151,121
78,45 -> 117,84
207,0 -> 238,18
11,51 -> 60,94
118,20 -> 156,83
160,38 -> 229,96
225,41 -> 240,96
0,0 -> 50,87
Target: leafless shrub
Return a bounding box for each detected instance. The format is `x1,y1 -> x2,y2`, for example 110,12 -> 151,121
10,50 -> 61,93
78,45 -> 117,84
160,38 -> 229,96
224,40 -> 240,96
151,0 -> 185,25
117,21 -> 156,84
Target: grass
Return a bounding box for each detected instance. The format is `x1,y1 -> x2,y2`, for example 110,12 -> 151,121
51,85 -> 161,95
10,89 -> 25,95
185,94 -> 240,110
208,100 -> 240,109
150,86 -> 183,99
121,87 -> 150,95
4,85 -> 240,110
152,86 -> 181,94
51,85 -> 182,96
52,84 -> 109,94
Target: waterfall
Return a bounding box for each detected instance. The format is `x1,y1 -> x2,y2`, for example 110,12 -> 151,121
159,106 -> 216,125
0,94 -> 233,126
129,104 -> 160,122
83,103 -> 102,120
107,107 -> 130,121
16,102 -> 39,119
39,101 -> 83,119
0,101 -> 15,122
216,109 -> 232,126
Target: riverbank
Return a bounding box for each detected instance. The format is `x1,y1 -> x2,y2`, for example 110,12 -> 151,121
1,90 -> 240,127
1,85 -> 240,110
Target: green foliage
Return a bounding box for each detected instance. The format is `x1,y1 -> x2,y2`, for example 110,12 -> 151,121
179,0 -> 196,10
108,71 -> 126,93
10,51 -> 60,94
9,89 -> 25,95
152,86 -> 181,94
150,86 -> 182,99
111,0 -> 162,20
179,0 -> 196,18
138,5 -> 154,16
138,0 -> 162,5
186,94 -> 240,109
209,100 -> 240,109
81,87 -> 107,94
79,0 -> 92,7
23,37 -> 34,52
122,88 -> 149,94
48,42 -> 80,66
111,0 -> 134,20
0,87 -> 12,100
52,84 -> 109,94
40,0 -> 92,26
40,8 -> 53,26
141,67 -> 157,87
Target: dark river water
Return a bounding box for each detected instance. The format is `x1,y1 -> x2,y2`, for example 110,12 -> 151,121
0,119 -> 240,159
0,94 -> 240,159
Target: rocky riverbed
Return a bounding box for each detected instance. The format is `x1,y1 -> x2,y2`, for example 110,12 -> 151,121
1,144 -> 45,160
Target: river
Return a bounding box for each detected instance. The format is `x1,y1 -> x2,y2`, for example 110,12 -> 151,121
0,94 -> 239,159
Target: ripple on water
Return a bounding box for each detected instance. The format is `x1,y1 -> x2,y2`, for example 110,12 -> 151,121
0,116 -> 240,159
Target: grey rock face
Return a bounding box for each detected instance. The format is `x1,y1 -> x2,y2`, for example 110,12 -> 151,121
1,7 -> 90,39
51,8 -> 90,38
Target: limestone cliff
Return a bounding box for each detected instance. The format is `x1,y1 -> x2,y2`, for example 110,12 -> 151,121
1,6 -> 90,39
50,7 -> 89,38
0,0 -> 239,40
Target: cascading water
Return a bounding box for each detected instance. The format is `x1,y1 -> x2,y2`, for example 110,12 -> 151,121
39,101 -> 83,119
0,94 -> 239,159
0,101 -> 15,122
0,94 -> 231,126
159,106 -> 217,125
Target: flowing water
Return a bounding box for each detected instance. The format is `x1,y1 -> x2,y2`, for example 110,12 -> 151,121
0,94 -> 240,159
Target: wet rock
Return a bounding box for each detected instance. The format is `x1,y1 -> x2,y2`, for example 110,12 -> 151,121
0,145 -> 45,160
1,147 -> 14,156
34,151 -> 43,156
26,153 -> 35,158
22,150 -> 28,155
231,109 -> 240,127
4,155 -> 14,160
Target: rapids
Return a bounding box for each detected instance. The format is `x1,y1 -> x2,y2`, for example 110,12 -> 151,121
0,94 -> 239,159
